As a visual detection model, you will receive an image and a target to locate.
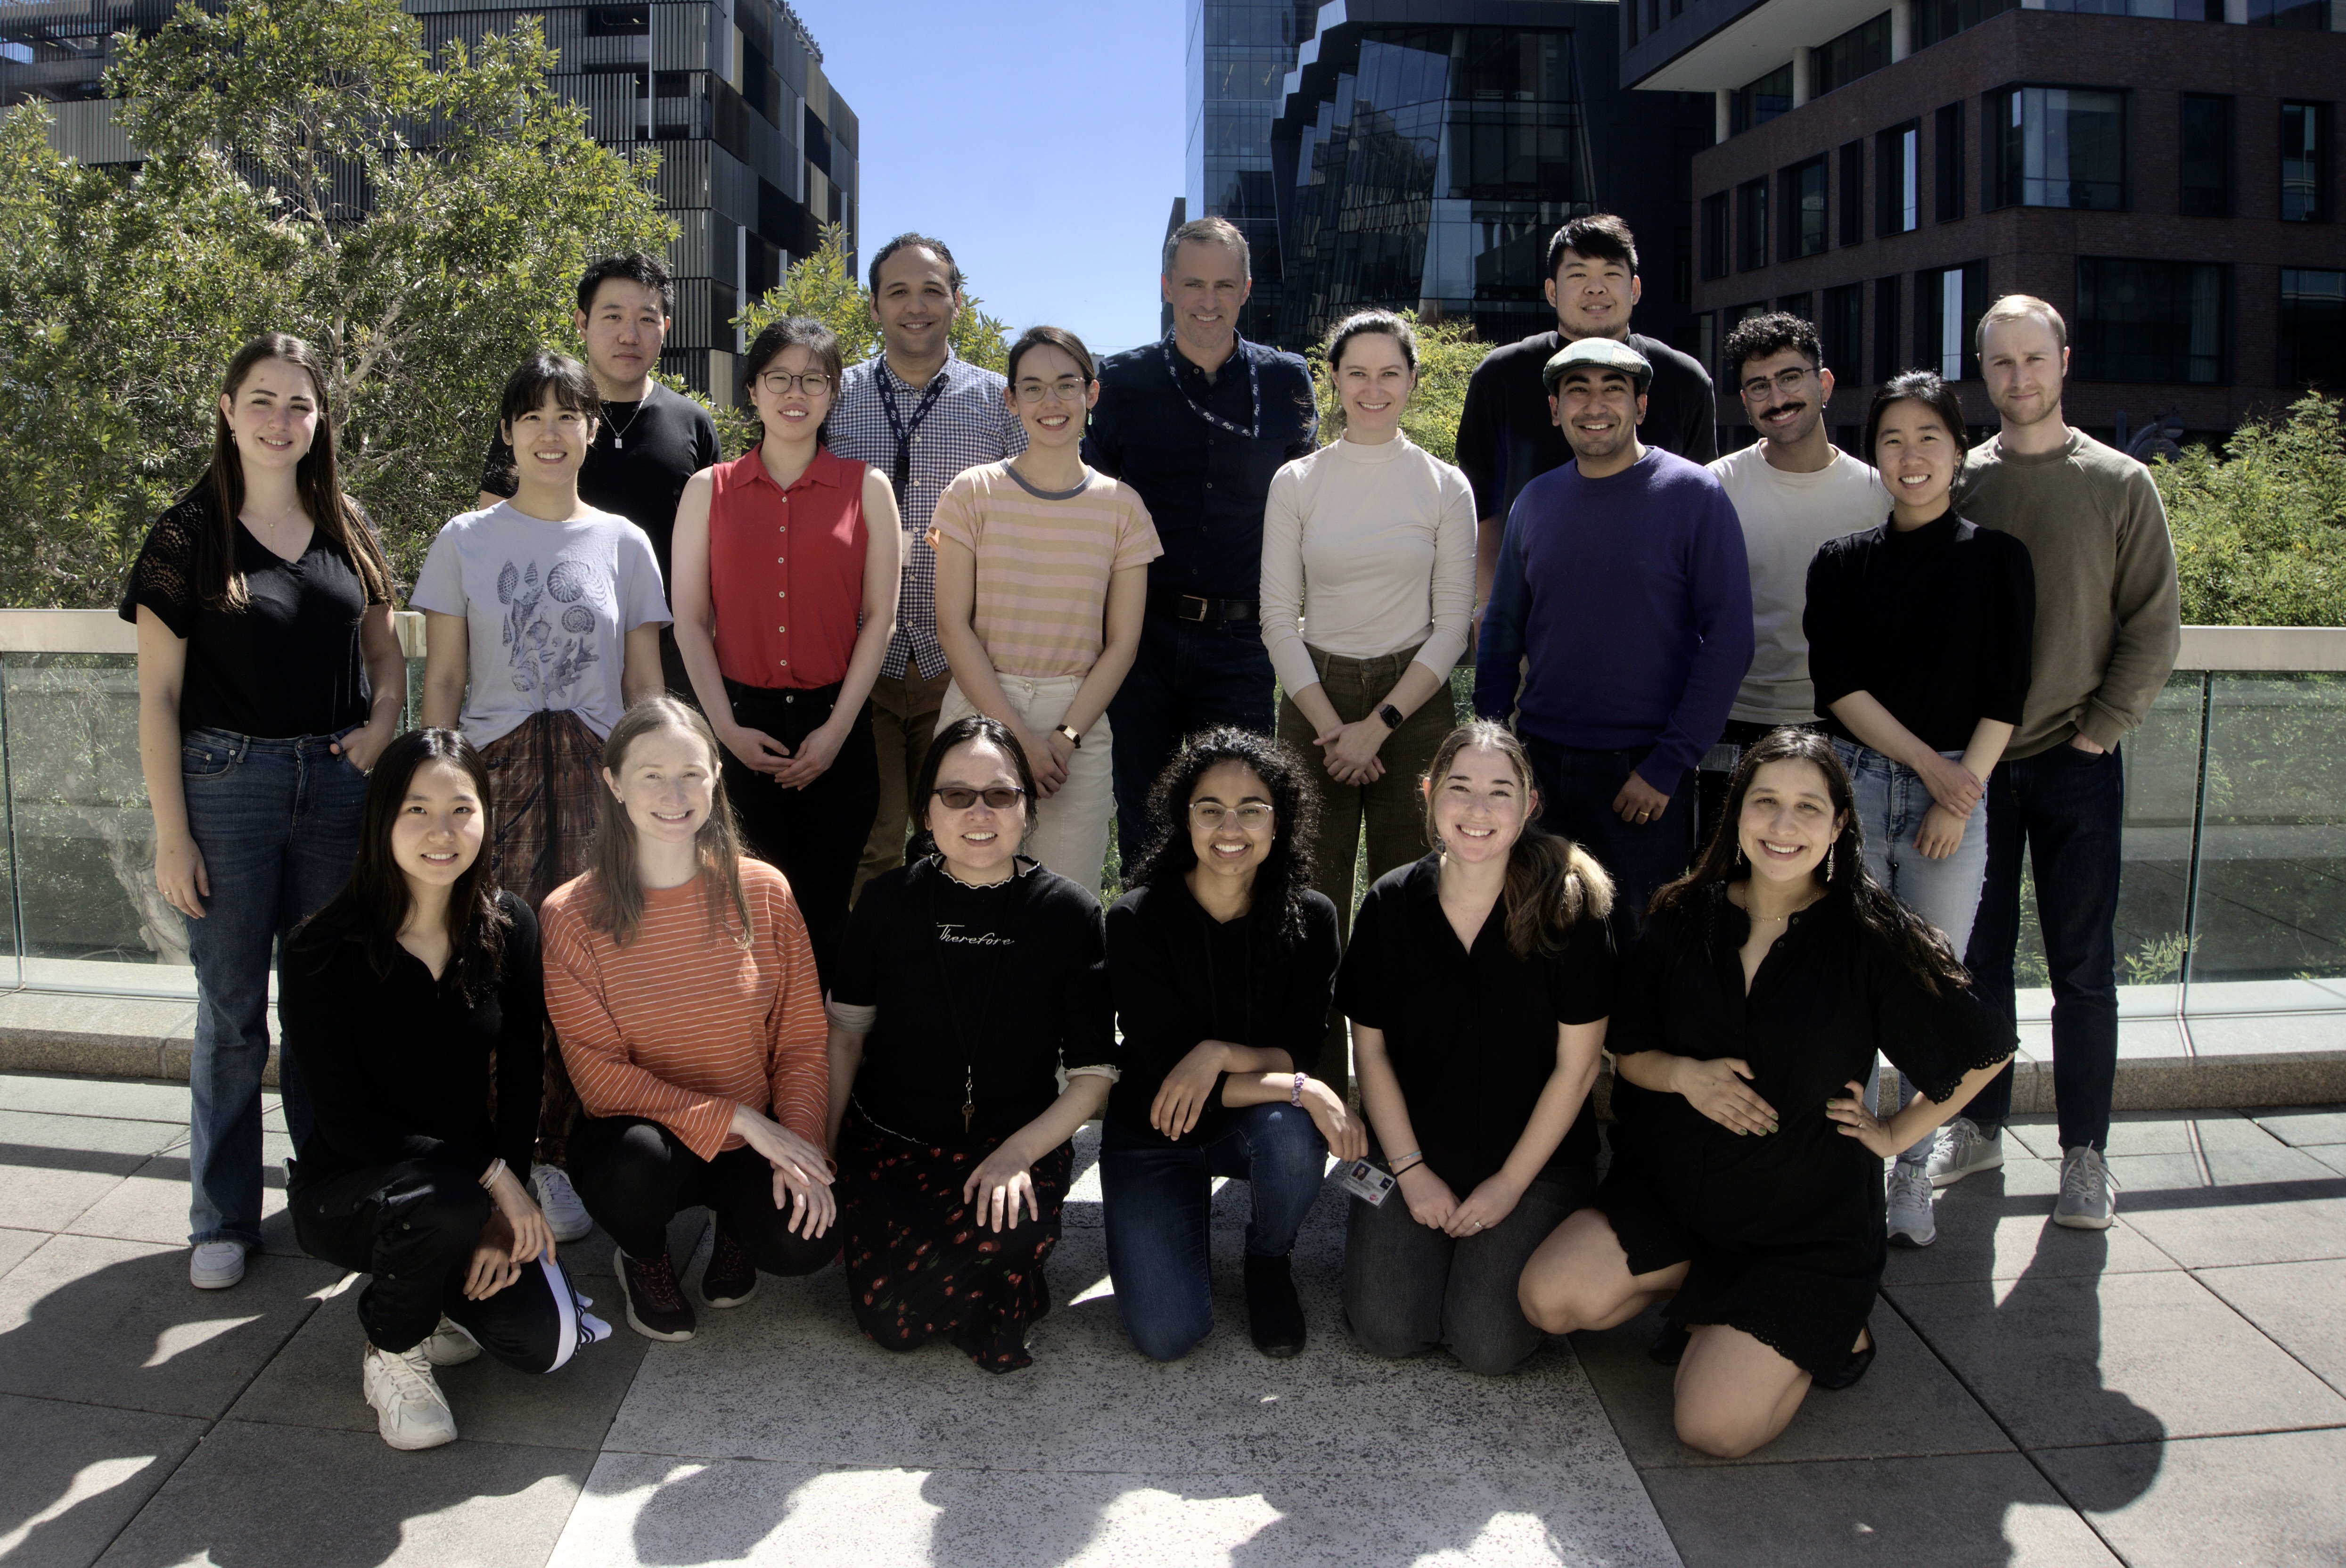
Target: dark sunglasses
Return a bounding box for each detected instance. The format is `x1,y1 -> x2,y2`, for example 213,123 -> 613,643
931,785 -> 1026,811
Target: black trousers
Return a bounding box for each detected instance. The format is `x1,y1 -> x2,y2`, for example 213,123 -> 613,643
720,679 -> 879,991
568,1113 -> 839,1273
292,1158 -> 574,1371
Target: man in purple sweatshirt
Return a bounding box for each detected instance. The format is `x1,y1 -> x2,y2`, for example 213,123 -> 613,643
1474,338 -> 1754,943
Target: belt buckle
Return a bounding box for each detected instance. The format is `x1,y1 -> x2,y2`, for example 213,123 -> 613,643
1176,594 -> 1209,622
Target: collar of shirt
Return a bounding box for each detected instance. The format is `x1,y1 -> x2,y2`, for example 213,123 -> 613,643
728,443 -> 847,496
874,347 -> 962,401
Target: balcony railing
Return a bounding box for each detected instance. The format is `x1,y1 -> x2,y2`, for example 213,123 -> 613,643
0,613 -> 2341,1032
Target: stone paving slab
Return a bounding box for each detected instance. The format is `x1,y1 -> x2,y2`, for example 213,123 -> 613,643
2190,1257 -> 2346,1398
0,1395 -> 207,1568
2034,1429 -> 2346,1568
1877,1157 -> 2181,1288
0,1112 -> 185,1232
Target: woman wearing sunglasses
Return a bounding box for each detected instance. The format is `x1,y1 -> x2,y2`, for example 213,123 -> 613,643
931,326 -> 1161,887
823,715 -> 1117,1372
670,316 -> 902,985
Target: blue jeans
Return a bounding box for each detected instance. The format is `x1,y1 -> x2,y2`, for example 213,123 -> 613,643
181,727 -> 369,1247
1963,742 -> 2125,1151
1098,1104 -> 1328,1361
1839,742 -> 1991,1167
1521,739 -> 1695,949
1108,613 -> 1275,864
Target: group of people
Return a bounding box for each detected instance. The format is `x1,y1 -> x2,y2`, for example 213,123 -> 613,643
123,208 -> 2180,1461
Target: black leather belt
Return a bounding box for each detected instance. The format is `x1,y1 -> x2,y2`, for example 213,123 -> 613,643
1148,590 -> 1258,624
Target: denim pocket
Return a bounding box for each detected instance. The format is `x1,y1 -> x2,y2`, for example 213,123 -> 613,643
180,736 -> 238,780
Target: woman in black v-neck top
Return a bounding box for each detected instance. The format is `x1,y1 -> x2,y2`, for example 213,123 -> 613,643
1518,729 -> 2009,1459
120,334 -> 405,1291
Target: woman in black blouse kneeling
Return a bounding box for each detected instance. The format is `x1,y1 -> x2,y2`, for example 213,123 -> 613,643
283,729 -> 606,1453
824,716 -> 1117,1373
1101,729 -> 1363,1362
1340,720 -> 1615,1375
1518,728 -> 2010,1458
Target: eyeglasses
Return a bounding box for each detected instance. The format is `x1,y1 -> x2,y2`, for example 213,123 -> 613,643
759,370 -> 832,397
1188,802 -> 1274,832
931,785 -> 1026,811
1013,378 -> 1089,406
1739,367 -> 1814,401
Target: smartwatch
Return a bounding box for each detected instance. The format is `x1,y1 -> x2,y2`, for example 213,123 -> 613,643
1054,723 -> 1083,749
1377,702 -> 1405,731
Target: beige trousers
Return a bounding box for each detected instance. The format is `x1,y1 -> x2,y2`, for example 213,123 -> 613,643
939,671 -> 1115,894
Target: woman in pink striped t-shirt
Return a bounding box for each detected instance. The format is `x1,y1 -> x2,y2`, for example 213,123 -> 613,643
543,696 -> 837,1344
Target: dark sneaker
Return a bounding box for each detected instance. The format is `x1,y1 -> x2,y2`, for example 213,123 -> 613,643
700,1224 -> 759,1308
614,1245 -> 696,1341
1244,1252 -> 1306,1358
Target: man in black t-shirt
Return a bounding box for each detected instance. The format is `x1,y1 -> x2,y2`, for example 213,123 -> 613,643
1455,214 -> 1717,613
477,253 -> 719,695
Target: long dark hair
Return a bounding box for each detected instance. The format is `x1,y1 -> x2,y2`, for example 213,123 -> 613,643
201,333 -> 394,611
910,714 -> 1039,861
1420,720 -> 1611,960
1125,726 -> 1321,946
289,729 -> 510,1004
1656,728 -> 1970,993
586,697 -> 754,950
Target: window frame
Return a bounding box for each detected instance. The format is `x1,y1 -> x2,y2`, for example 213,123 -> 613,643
2073,256 -> 2230,385
2179,93 -> 2232,218
2281,101 -> 2331,223
1739,177 -> 1771,272
1701,191 -> 1731,281
1781,156 -> 1829,261
1877,119 -> 1920,237
2278,267 -> 2346,386
1839,139 -> 1866,246
1936,102 -> 1966,223
1988,83 -> 2130,213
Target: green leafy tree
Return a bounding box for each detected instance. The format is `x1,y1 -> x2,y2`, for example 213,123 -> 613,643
2157,393 -> 2346,628
1301,308 -> 1481,462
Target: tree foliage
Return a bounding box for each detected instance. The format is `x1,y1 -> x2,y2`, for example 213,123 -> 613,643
738,222 -> 1011,372
1301,309 -> 1481,462
0,0 -> 673,606
2157,394 -> 2346,628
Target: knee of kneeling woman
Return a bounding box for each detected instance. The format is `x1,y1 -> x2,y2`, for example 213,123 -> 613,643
1515,1273 -> 1582,1336
1123,1307 -> 1213,1364
1672,1405 -> 1769,1461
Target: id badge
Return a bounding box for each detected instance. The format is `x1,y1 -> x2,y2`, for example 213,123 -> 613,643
1340,1158 -> 1396,1207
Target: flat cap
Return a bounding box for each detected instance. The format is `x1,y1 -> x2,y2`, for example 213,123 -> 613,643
1542,336 -> 1653,393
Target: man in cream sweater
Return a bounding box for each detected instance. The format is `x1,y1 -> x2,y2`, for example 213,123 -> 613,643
1930,295 -> 2181,1231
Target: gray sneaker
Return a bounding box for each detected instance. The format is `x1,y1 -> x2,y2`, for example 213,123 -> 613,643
2055,1145 -> 2116,1230
1925,1116 -> 2003,1188
1886,1164 -> 1937,1247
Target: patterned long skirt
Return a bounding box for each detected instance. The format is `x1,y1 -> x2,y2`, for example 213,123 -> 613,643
836,1106 -> 1074,1373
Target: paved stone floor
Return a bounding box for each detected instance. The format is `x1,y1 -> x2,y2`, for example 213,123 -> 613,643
2,1072 -> 2342,1567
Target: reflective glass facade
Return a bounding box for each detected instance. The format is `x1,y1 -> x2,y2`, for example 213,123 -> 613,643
1187,0 -> 1320,341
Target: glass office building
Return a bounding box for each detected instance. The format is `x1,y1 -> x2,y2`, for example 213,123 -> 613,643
1187,0 -> 1321,342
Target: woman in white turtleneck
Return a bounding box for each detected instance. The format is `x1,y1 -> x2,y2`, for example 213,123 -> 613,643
1259,310 -> 1477,965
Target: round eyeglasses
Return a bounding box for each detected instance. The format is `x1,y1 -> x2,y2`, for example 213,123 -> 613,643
759,370 -> 832,398
1188,802 -> 1274,833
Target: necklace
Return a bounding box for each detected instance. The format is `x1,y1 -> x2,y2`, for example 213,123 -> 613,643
926,858 -> 1026,1135
605,384 -> 653,450
1160,333 -> 1261,440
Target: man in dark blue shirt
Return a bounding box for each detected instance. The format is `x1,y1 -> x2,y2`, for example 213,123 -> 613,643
1475,337 -> 1753,944
1086,217 -> 1318,863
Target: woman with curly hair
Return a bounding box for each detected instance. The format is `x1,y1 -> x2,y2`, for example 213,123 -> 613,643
1100,727 -> 1365,1360
1340,720 -> 1616,1375
1518,728 -> 2010,1458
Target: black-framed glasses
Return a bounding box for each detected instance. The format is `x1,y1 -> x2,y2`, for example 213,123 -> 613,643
1738,367 -> 1813,401
932,785 -> 1026,811
759,370 -> 833,397
1013,378 -> 1089,406
1188,801 -> 1274,832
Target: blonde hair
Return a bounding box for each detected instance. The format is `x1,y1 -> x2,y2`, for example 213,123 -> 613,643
1975,293 -> 2068,354
1420,720 -> 1612,959
587,697 -> 754,950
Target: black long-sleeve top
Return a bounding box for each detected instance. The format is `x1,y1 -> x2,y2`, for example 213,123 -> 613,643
1803,509 -> 2037,753
280,894 -> 543,1188
1104,878 -> 1341,1147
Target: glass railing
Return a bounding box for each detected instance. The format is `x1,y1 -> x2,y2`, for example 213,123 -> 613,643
0,614 -> 2340,1025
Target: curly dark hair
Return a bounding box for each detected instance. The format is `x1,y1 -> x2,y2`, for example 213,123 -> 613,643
1124,726 -> 1322,945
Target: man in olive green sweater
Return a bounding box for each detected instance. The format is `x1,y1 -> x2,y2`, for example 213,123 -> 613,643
1925,295 -> 2181,1232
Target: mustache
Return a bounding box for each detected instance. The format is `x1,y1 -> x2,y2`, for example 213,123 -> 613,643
1760,401 -> 1807,421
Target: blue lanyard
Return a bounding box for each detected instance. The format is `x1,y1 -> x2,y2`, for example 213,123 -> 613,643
1160,334 -> 1260,441
878,362 -> 950,504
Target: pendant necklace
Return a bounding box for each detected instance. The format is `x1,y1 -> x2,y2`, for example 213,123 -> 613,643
606,385 -> 652,450
928,858 -> 1022,1136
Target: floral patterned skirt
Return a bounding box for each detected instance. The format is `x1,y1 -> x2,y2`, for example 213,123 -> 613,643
836,1106 -> 1073,1373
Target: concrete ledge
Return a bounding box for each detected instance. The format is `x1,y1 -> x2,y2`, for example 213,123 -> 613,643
0,989 -> 278,1086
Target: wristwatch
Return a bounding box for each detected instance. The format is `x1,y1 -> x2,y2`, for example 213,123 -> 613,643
1054,723 -> 1083,749
1377,702 -> 1405,730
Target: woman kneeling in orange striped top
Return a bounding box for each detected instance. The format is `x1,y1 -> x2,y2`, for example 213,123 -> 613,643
542,696 -> 837,1343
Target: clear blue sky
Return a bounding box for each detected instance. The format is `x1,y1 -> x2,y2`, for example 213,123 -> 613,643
792,0 -> 1186,357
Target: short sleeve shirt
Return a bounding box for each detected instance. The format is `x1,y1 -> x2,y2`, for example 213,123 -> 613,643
409,501 -> 672,745
708,447 -> 870,690
929,464 -> 1161,679
1337,853 -> 1616,1191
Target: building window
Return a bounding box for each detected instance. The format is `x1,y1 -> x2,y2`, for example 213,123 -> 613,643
2075,258 -> 2225,383
1823,282 -> 1866,377
1936,103 -> 1965,222
1915,260 -> 1989,379
2280,269 -> 2346,386
1698,312 -> 1719,384
1734,64 -> 1795,135
1913,0 -> 2018,50
1874,274 -> 1903,383
1780,292 -> 1815,321
1839,140 -> 1865,245
2248,0 -> 2329,25
1814,12 -> 1893,97
2282,103 -> 2330,222
1740,179 -> 1770,271
1783,157 -> 1829,259
2043,0 -> 2213,16
1877,121 -> 1920,236
585,5 -> 651,34
2180,95 -> 2231,217
1990,86 -> 2126,211
1702,192 -> 1730,280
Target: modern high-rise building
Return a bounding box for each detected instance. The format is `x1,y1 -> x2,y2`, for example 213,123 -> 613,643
0,0 -> 854,400
1626,0 -> 2346,448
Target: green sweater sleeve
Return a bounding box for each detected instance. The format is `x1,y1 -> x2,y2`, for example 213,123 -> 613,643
2079,460 -> 2182,750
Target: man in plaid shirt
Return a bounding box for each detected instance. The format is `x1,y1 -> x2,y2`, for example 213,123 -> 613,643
828,233 -> 1025,893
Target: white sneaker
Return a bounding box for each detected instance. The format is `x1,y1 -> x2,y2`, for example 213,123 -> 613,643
1887,1164 -> 1937,1247
1924,1116 -> 2003,1188
531,1166 -> 593,1244
420,1314 -> 481,1367
361,1342 -> 459,1450
2054,1145 -> 2117,1230
189,1240 -> 246,1289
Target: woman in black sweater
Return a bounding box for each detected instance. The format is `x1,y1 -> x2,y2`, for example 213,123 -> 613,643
283,728 -> 607,1453
824,715 -> 1117,1373
1101,728 -> 1362,1362
1518,729 -> 2010,1458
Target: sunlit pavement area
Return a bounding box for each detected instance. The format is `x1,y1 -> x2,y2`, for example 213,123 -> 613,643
3,1072 -> 2344,1567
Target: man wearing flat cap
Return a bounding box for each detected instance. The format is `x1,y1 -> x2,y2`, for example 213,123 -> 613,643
1473,337 -> 1753,947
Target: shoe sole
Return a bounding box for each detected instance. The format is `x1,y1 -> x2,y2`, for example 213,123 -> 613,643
615,1246 -> 695,1341
701,1277 -> 759,1309
2053,1209 -> 2114,1230
548,1216 -> 593,1245
1928,1153 -> 2002,1189
375,1414 -> 459,1451
1887,1227 -> 1936,1248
